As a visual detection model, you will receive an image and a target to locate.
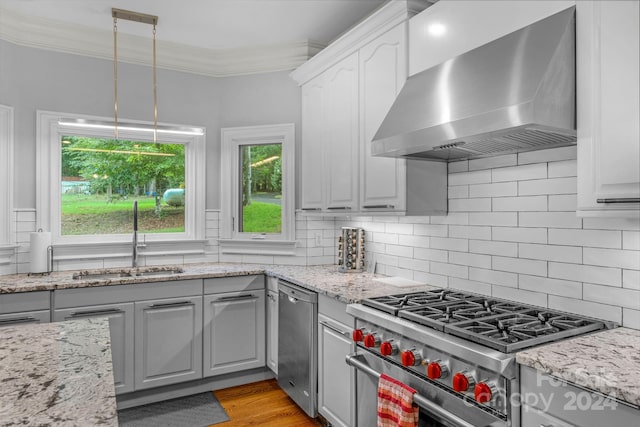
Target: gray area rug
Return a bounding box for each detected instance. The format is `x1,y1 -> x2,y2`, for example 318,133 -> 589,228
118,392 -> 230,427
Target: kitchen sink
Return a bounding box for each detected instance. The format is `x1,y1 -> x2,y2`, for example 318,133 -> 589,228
72,266 -> 184,280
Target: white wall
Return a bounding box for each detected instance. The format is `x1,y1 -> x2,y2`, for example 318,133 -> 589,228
339,146 -> 640,329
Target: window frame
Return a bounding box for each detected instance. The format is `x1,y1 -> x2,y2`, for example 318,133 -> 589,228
0,105 -> 15,254
220,124 -> 295,254
36,111 -> 206,245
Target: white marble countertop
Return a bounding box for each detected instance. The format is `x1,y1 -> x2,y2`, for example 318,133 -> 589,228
517,327 -> 640,408
0,263 -> 435,303
0,317 -> 118,426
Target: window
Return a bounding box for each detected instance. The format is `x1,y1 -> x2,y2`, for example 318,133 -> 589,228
37,111 -> 205,246
60,137 -> 185,236
220,124 -> 295,254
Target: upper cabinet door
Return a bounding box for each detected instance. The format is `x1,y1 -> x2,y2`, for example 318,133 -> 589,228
300,80 -> 326,211
359,24 -> 407,212
325,53 -> 360,212
577,0 -> 640,216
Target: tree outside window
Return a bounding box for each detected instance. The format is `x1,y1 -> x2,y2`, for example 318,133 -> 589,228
60,136 -> 185,236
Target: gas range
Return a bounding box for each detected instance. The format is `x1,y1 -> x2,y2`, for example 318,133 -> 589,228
362,289 -> 606,353
346,288 -> 614,427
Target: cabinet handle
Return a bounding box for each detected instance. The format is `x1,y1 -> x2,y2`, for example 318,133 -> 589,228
327,206 -> 352,210
301,208 -> 322,211
68,308 -> 124,318
362,204 -> 395,209
0,316 -> 39,326
216,294 -> 257,302
596,198 -> 640,204
149,301 -> 194,309
319,320 -> 350,338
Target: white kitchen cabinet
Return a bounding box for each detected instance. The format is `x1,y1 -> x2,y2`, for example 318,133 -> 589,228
577,0 -> 640,217
266,288 -> 278,374
300,79 -> 326,211
317,295 -> 355,427
54,302 -> 134,394
299,53 -> 359,213
203,275 -> 266,377
293,1 -> 445,215
134,295 -> 203,390
520,365 -> 639,426
203,290 -> 265,377
325,53 -> 360,212
0,291 -> 50,327
359,23 -> 408,212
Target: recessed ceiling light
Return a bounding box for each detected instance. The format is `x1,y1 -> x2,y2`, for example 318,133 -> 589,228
427,22 -> 447,37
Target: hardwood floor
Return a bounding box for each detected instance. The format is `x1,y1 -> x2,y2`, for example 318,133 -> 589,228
212,379 -> 323,427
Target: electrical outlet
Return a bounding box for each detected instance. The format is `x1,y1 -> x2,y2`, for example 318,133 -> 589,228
315,232 -> 322,246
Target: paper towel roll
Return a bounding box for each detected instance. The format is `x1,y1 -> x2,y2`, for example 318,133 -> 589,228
30,231 -> 51,273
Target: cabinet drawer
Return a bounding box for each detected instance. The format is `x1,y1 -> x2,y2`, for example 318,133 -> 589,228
0,291 -> 50,314
54,279 -> 202,308
0,310 -> 50,327
318,293 -> 353,327
204,275 -> 264,294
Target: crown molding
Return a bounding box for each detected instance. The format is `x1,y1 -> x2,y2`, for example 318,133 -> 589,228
290,0 -> 435,85
0,7 -> 325,77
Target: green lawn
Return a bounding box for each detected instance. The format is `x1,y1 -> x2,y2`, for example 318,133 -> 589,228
61,194 -> 184,235
243,201 -> 281,233
61,195 -> 279,235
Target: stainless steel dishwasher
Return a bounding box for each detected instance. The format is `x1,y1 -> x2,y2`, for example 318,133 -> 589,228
278,280 -> 317,418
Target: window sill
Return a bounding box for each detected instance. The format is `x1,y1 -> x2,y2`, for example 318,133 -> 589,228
51,240 -> 206,261
219,239 -> 297,256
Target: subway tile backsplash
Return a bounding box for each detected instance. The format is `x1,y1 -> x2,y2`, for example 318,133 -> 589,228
339,146 -> 640,329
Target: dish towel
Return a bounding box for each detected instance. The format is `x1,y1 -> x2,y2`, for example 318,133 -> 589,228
377,373 -> 419,427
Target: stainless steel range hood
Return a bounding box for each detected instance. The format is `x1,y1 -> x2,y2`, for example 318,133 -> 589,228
372,7 -> 576,161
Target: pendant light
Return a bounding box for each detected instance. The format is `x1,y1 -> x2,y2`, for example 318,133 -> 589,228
111,8 -> 159,142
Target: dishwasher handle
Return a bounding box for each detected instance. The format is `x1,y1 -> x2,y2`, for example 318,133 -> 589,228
278,280 -> 317,304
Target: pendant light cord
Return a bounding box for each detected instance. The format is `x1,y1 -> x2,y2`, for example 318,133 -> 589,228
153,24 -> 157,144
113,17 -> 118,140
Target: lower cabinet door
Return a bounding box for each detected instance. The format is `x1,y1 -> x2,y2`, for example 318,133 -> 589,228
54,303 -> 134,394
134,296 -> 203,390
318,313 -> 355,427
203,290 -> 266,377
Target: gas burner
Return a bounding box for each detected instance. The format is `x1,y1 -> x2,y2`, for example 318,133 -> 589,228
362,289 -> 477,315
446,311 -> 605,353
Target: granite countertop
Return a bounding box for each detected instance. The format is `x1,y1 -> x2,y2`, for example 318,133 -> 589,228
0,263 -> 436,303
517,327 -> 640,408
0,317 -> 118,426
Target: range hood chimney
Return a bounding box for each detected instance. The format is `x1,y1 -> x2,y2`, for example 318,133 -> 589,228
372,7 -> 576,162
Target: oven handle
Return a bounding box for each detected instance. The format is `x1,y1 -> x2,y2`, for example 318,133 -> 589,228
346,353 -> 477,427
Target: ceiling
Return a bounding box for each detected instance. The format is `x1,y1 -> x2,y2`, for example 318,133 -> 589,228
0,0 -> 387,75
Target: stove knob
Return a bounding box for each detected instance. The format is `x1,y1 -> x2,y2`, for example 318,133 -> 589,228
380,341 -> 398,356
474,382 -> 497,404
427,360 -> 449,379
401,349 -> 422,367
352,329 -> 365,342
452,371 -> 475,392
363,333 -> 380,348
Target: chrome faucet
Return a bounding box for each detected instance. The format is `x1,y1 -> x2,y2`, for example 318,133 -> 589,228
132,200 -> 139,268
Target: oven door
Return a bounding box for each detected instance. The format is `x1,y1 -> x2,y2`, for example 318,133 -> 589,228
347,352 -> 507,427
